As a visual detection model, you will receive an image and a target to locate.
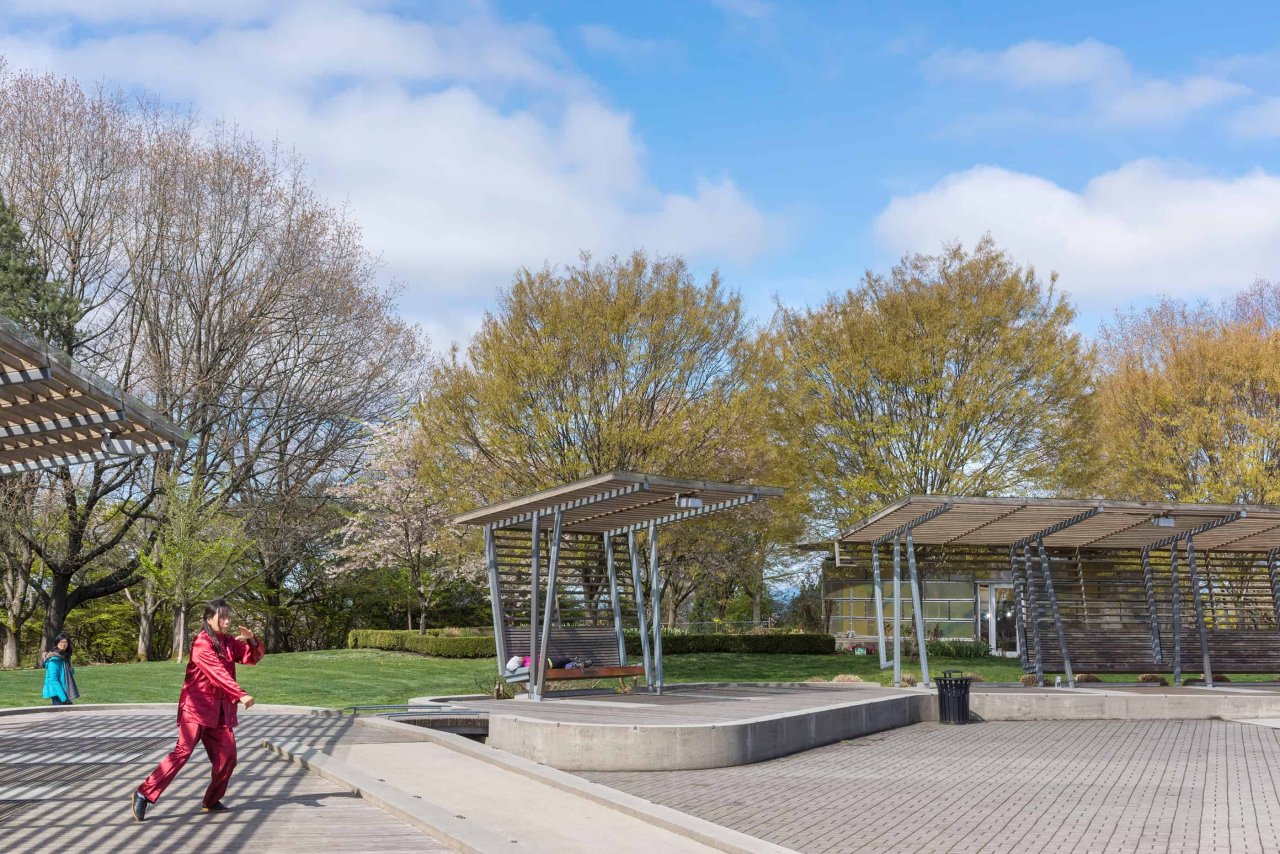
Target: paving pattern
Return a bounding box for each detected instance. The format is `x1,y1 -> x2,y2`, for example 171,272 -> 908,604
584,719 -> 1280,854
0,710 -> 449,853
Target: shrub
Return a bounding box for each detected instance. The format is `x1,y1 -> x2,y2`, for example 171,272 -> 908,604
1138,673 -> 1169,686
925,638 -> 991,658
962,672 -> 984,682
624,632 -> 835,655
805,675 -> 829,682
898,673 -> 918,687
348,630 -> 494,658
1075,673 -> 1101,683
832,673 -> 864,683
1019,674 -> 1038,687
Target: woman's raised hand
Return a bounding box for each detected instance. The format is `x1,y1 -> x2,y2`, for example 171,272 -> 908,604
237,626 -> 255,642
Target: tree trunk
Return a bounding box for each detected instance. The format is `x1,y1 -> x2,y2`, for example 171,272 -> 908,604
0,624 -> 18,670
137,607 -> 156,662
171,604 -> 189,661
42,573 -> 71,653
752,578 -> 763,624
263,569 -> 286,653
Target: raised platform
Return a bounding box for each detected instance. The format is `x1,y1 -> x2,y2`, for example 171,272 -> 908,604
423,683 -> 932,771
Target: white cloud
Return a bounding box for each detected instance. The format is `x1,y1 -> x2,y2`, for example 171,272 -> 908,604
1232,96 -> 1280,138
926,39 -> 1249,127
874,160 -> 1280,310
710,0 -> 772,20
578,24 -> 672,62
0,1 -> 776,341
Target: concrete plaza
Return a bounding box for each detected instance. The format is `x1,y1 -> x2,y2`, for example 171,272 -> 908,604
585,718 -> 1280,854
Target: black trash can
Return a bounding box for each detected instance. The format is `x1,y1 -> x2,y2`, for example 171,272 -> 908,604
936,670 -> 973,725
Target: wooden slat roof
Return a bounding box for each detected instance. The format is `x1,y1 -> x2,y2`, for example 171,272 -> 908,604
0,315 -> 190,474
453,471 -> 783,535
839,495 -> 1280,552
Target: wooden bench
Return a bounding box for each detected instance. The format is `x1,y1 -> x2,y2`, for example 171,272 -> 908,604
502,626 -> 645,684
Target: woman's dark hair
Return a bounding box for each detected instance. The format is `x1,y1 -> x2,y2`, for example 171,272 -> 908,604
52,632 -> 72,660
201,599 -> 232,654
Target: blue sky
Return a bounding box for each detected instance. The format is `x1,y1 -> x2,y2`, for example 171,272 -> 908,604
3,0 -> 1280,342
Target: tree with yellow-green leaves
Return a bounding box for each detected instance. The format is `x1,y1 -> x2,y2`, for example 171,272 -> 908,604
1094,285 -> 1280,504
422,250 -> 800,623
424,251 -> 772,495
762,237 -> 1096,534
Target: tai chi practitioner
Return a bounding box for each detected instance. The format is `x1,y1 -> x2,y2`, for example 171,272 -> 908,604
42,632 -> 79,706
132,598 -> 263,821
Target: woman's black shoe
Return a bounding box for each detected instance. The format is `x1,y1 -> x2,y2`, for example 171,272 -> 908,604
201,801 -> 229,813
131,792 -> 149,822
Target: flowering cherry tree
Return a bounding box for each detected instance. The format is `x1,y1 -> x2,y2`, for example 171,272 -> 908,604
334,420 -> 480,632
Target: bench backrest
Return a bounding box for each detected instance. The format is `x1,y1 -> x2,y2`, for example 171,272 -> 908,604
504,626 -> 624,667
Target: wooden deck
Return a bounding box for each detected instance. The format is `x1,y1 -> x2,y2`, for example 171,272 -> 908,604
0,709 -> 450,853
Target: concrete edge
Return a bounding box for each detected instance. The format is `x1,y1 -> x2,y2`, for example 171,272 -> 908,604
354,715 -> 792,854
0,702 -> 338,718
414,681 -> 907,703
261,738 -> 518,853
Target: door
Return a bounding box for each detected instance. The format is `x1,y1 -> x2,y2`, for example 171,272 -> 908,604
979,584 -> 1019,656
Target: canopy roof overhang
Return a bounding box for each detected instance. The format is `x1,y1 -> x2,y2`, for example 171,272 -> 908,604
839,495 -> 1280,553
0,315 -> 190,476
453,471 -> 783,536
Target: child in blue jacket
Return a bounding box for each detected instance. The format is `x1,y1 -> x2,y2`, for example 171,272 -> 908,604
42,633 -> 79,705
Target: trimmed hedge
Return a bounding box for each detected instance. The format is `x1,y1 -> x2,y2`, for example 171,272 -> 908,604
347,630 -> 493,658
925,638 -> 991,659
626,632 -> 835,656
350,629 -> 836,657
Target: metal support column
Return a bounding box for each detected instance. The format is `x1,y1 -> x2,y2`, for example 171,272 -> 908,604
1267,549 -> 1280,632
604,534 -> 627,665
529,513 -> 542,699
892,533 -> 902,688
534,509 -> 564,699
1170,544 -> 1182,685
1141,547 -> 1163,664
906,530 -> 930,687
1185,537 -> 1214,687
1023,546 -> 1045,687
628,531 -> 653,687
1010,548 -> 1029,670
649,520 -> 664,694
484,526 -> 507,674
871,544 -> 889,669
1037,540 -> 1073,687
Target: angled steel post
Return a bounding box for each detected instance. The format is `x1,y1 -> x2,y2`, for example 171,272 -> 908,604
892,533 -> 902,688
484,526 -> 507,675
906,530 -> 930,687
529,513 -> 542,699
649,520 -> 664,694
1037,540 -> 1073,687
1185,537 -> 1214,688
1268,549 -> 1280,633
1141,547 -> 1164,664
871,544 -> 889,669
535,509 -> 565,697
1024,546 -> 1045,687
604,534 -> 627,665
1010,548 -> 1029,669
628,531 -> 653,687
1170,544 -> 1182,685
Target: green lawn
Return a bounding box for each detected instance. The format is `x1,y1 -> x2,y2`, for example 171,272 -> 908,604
2,650 -> 1272,709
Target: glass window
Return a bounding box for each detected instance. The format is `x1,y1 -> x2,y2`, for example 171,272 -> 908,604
950,601 -> 976,621
926,581 -> 974,600
924,601 -> 951,620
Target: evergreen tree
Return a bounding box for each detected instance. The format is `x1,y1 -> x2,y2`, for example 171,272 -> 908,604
0,193 -> 78,348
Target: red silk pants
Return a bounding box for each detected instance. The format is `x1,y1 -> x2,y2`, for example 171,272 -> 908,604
138,717 -> 237,807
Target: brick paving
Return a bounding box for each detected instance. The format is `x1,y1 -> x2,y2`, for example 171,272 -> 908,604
583,720 -> 1280,854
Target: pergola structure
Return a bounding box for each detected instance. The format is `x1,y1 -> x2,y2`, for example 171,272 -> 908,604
838,495 -> 1280,689
454,472 -> 783,700
0,315 -> 188,475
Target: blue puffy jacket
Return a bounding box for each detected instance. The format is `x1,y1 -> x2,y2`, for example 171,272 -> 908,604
42,653 -> 79,703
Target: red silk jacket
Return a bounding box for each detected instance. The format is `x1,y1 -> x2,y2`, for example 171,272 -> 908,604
178,630 -> 264,728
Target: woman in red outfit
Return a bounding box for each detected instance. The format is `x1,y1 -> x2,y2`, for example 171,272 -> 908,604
132,598 -> 264,821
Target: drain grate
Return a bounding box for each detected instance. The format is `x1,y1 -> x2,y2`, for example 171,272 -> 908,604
0,762 -> 123,787
0,735 -> 174,763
